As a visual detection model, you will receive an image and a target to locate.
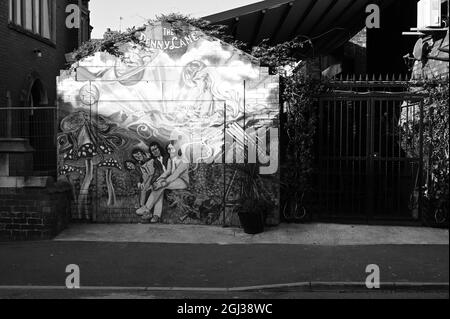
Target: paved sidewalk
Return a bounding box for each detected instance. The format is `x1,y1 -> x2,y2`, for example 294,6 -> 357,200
54,223 -> 449,245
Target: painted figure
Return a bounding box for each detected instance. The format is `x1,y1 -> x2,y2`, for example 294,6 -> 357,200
136,141 -> 190,223
135,142 -> 170,218
147,141 -> 170,187
131,148 -> 153,207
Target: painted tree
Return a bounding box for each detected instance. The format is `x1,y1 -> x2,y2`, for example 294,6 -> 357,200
59,164 -> 83,200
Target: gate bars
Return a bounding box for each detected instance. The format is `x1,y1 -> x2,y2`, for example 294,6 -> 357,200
316,78 -> 425,223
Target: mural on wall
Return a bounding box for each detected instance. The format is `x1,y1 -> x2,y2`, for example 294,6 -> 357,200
57,22 -> 279,225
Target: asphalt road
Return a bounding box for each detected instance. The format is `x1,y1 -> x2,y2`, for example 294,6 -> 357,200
0,241 -> 448,290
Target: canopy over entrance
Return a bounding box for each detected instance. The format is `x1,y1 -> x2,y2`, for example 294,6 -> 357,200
204,0 -> 397,54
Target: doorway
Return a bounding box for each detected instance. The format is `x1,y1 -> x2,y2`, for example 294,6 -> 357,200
317,91 -> 424,223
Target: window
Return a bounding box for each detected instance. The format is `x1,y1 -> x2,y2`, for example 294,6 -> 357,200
25,0 -> 32,31
417,0 -> 442,28
33,0 -> 40,34
9,0 -> 13,21
10,0 -> 22,25
42,0 -> 50,39
9,0 -> 54,41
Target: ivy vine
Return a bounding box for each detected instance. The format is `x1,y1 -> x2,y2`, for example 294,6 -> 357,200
402,79 -> 449,204
71,14 -> 248,63
281,74 -> 329,199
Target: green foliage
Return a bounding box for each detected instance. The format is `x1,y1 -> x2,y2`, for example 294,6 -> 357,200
402,79 -> 449,202
71,13 -> 313,69
251,36 -> 313,72
252,38 -> 323,198
72,28 -> 143,62
235,163 -> 276,215
282,74 -> 329,193
70,13 -> 247,63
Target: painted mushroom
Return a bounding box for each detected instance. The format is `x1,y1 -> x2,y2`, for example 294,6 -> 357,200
98,158 -> 122,207
59,164 -> 81,176
63,148 -> 76,161
98,143 -> 114,156
60,111 -> 132,217
59,164 -> 82,200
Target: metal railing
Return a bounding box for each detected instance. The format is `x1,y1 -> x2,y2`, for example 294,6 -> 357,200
0,106 -> 57,176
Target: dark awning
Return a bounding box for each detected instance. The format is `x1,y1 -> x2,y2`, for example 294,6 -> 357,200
204,0 -> 396,54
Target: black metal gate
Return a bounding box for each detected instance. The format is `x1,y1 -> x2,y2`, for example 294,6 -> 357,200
317,87 -> 424,222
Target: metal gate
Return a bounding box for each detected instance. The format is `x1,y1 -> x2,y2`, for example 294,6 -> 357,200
317,88 -> 424,222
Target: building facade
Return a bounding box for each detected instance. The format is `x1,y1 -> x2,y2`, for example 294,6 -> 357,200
0,0 -> 91,241
0,0 -> 91,174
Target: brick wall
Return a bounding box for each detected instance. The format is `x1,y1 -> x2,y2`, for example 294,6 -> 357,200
0,0 -> 87,108
0,182 -> 72,241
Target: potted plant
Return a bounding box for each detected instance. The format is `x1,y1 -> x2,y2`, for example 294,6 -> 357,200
235,164 -> 274,235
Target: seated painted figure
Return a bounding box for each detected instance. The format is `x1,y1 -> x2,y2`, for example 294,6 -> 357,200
136,141 -> 189,223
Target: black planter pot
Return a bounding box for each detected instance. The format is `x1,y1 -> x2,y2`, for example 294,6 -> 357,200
238,210 -> 265,235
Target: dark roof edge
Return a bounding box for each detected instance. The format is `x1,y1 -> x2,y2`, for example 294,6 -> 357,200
203,0 -> 291,22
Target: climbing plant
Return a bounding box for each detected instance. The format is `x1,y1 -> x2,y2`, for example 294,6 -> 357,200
280,74 -> 329,219
402,79 -> 449,205
71,28 -> 141,62
71,14 -> 247,63
72,13 -> 315,67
